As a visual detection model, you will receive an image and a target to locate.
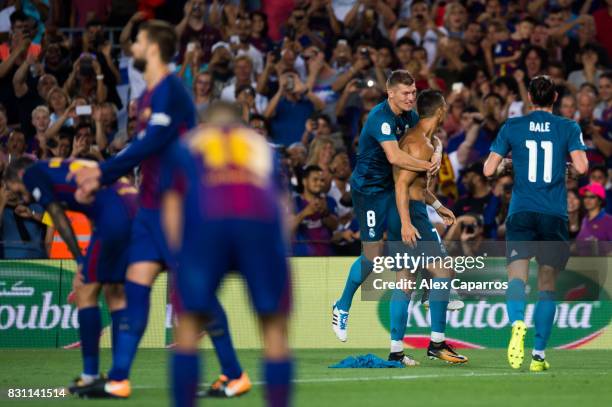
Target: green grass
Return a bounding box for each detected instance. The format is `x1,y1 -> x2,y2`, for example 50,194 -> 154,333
0,349 -> 610,406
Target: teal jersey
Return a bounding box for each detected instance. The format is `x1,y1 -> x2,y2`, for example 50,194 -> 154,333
350,100 -> 419,194
490,111 -> 586,219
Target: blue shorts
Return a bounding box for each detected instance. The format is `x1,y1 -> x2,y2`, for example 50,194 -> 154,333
128,208 -> 171,267
387,200 -> 447,257
505,211 -> 569,269
81,204 -> 132,284
175,219 -> 291,316
352,189 -> 395,242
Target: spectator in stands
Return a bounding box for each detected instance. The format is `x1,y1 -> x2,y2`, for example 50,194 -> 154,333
303,45 -> 339,122
596,72 -> 612,121
1,129 -> 29,168
454,162 -> 497,237
567,189 -> 584,239
221,55 -> 267,113
330,38 -> 353,74
588,165 -> 612,214
519,45 -> 548,85
248,114 -> 269,140
176,40 -> 207,92
176,0 -> 222,64
291,165 -> 339,256
558,94 -> 578,119
0,179 -> 48,259
305,136 -> 335,192
230,13 -> 264,74
30,104 -> 50,155
264,71 -> 324,146
70,0 -> 112,28
328,151 -> 359,255
42,42 -> 71,86
444,213 -> 486,257
568,44 -> 605,89
286,142 -> 306,192
0,108 -> 10,147
577,182 -> 612,243
250,11 -> 273,54
192,71 -> 215,118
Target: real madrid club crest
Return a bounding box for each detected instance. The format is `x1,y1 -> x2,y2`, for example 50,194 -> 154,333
369,228 -> 375,238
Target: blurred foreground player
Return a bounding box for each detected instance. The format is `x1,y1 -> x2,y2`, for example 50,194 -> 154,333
161,102 -> 292,407
4,157 -> 136,392
484,75 -> 588,371
71,21 -> 248,398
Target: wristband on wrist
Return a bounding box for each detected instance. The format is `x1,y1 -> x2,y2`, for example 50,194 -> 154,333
432,200 -> 442,210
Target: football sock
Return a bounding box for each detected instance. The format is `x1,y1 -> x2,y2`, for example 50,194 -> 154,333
110,308 -> 126,351
430,278 -> 450,341
534,291 -> 556,352
108,281 -> 151,381
390,289 -> 410,341
264,358 -> 293,407
171,351 -> 199,407
78,306 -> 101,376
337,256 -> 373,311
506,278 -> 526,324
207,298 -> 242,380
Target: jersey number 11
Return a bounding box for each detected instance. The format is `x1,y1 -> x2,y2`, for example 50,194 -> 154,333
525,140 -> 552,183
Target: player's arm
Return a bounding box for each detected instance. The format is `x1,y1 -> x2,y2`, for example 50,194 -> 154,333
424,180 -> 455,226
98,89 -> 187,185
430,135 -> 443,174
570,150 -> 588,175
568,121 -> 589,175
382,140 -> 433,172
45,202 -> 83,262
483,152 -> 504,177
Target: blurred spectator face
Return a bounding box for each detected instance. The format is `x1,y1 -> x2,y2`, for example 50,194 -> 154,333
577,18 -> 596,42
290,8 -> 308,29
128,100 -> 138,119
7,131 -> 26,156
252,13 -> 266,36
303,169 -> 325,195
582,191 -> 602,212
86,23 -> 102,39
237,86 -> 255,106
483,94 -> 503,121
461,214 -> 484,240
287,144 -> 307,168
546,11 -> 564,29
99,105 -> 116,128
547,65 -> 565,84
32,110 -> 50,132
0,110 -> 7,131
127,118 -> 137,139
494,174 -> 513,199
395,43 -> 413,67
413,48 -> 427,66
525,49 -> 543,75
567,190 -> 581,213
560,95 -> 577,119
330,152 -> 351,181
37,75 -> 58,100
76,126 -> 93,144
194,72 -> 212,96
319,141 -> 334,165
58,136 -> 72,158
211,46 -> 233,67
333,41 -> 352,66
190,0 -> 206,19
317,117 -> 332,136
517,20 -> 534,39
464,22 -> 482,44
45,43 -> 62,66
234,57 -> 253,83
589,168 -> 608,186
486,0 -> 502,17
411,1 -> 429,20
377,47 -> 393,69
249,117 -> 268,138
599,76 -> 612,103
445,3 -> 467,31
48,88 -> 68,113
355,46 -> 373,71
494,25 -> 510,42
281,42 -> 298,65
577,93 -> 595,120
580,49 -> 598,68
531,24 -> 549,47
238,16 -> 253,42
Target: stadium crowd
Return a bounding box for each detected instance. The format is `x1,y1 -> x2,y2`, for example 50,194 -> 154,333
0,0 -> 611,258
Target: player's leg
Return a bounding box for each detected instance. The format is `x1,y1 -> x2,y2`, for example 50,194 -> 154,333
530,265 -> 557,372
388,268 -> 419,366
200,297 -> 250,398
425,263 -> 467,363
73,281 -> 103,387
107,261 -> 160,383
171,312 -> 204,407
333,191 -> 390,341
261,313 -> 292,407
102,284 -> 126,356
530,214 -> 568,371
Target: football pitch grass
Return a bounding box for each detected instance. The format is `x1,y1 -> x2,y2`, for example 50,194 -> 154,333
1,349 -> 611,406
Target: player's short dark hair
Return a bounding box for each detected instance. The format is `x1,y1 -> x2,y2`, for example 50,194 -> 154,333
4,157 -> 35,182
528,75 -> 557,107
416,89 -> 446,118
386,70 -> 415,89
140,20 -> 177,64
303,165 -> 323,179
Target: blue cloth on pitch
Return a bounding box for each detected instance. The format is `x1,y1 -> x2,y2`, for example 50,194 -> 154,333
329,354 -> 404,368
